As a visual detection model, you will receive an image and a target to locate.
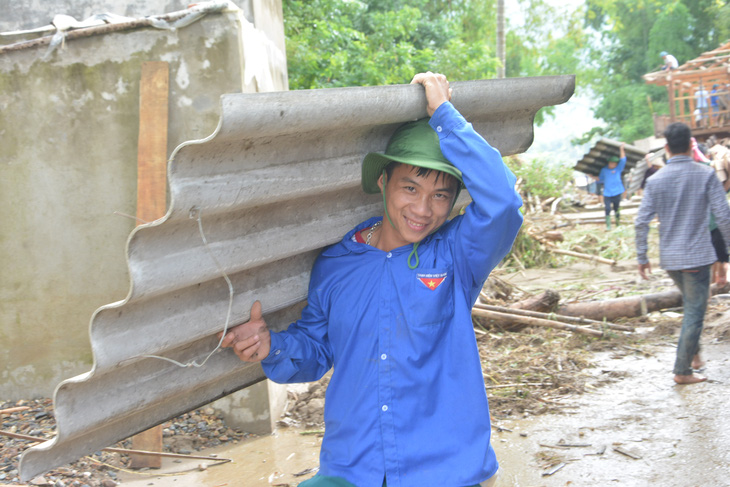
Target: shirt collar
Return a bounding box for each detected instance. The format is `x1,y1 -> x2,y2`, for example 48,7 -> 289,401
666,154 -> 693,164
321,216 -> 447,257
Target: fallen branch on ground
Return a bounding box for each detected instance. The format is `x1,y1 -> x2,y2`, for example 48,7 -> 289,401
543,246 -> 617,266
484,382 -> 551,390
525,227 -> 617,266
0,406 -> 30,415
0,430 -> 231,463
473,303 -> 634,332
508,289 -> 561,313
471,308 -> 603,337
476,289 -> 560,332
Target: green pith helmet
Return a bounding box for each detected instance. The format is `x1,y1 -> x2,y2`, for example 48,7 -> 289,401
608,155 -> 619,163
361,118 -> 464,194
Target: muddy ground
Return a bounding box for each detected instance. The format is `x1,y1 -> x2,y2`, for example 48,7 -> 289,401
5,215 -> 730,486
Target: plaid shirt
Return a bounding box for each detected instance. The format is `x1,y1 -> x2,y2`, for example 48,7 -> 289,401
635,155 -> 730,270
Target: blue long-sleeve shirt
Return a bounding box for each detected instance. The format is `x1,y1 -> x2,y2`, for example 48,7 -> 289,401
635,155 -> 730,270
598,156 -> 627,197
261,102 -> 524,486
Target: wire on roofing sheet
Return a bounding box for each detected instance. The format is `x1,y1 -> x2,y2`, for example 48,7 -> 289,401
141,207 -> 235,368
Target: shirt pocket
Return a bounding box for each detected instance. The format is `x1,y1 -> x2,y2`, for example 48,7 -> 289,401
407,267 -> 455,326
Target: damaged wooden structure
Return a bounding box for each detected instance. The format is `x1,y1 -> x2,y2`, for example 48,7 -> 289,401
644,41 -> 730,140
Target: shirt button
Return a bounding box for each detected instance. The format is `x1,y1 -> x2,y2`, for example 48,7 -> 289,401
436,126 -> 443,132
381,353 -> 387,360
382,405 -> 388,412
274,350 -> 281,355
386,252 -> 392,258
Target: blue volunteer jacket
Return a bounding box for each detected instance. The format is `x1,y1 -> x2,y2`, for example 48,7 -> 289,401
262,102 -> 524,487
599,156 -> 627,197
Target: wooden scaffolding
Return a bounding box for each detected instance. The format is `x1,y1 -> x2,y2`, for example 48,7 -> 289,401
644,41 -> 730,140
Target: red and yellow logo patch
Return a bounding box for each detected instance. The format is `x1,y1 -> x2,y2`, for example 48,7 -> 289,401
417,272 -> 447,290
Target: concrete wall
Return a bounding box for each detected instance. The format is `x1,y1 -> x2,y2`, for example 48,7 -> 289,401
0,0 -> 287,416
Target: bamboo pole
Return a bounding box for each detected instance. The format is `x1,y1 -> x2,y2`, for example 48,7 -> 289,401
0,406 -> 31,415
484,382 -> 550,390
473,303 -> 634,332
545,247 -> 616,266
471,308 -> 603,337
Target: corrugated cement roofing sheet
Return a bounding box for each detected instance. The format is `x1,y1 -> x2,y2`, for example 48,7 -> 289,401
20,75 -> 575,480
574,137 -> 647,177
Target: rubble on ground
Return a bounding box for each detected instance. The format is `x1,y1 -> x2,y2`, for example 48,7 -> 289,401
0,403 -> 254,486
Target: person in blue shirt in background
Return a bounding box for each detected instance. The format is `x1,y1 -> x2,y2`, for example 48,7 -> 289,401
218,72 -> 524,487
710,84 -> 720,126
597,143 -> 627,229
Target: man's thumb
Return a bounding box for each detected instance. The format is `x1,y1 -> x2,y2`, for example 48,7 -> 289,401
250,300 -> 263,322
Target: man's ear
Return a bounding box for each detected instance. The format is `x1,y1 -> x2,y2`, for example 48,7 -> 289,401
378,172 -> 386,192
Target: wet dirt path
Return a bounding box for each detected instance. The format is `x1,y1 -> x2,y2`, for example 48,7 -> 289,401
491,339 -> 730,487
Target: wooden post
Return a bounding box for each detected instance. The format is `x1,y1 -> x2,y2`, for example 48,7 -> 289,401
136,61 -> 169,226
131,61 -> 169,469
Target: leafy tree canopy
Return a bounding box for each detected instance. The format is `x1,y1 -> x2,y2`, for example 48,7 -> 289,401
283,0 -> 500,88
582,0 -> 728,142
283,0 -> 730,145
283,0 -> 587,127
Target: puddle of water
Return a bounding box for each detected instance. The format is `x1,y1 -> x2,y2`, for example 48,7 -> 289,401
118,340 -> 730,486
117,429 -> 322,486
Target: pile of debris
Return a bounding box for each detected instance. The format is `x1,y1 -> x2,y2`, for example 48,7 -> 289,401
0,401 -> 254,486
278,378 -> 330,431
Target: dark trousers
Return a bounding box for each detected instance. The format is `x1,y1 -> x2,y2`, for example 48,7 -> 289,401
667,265 -> 710,375
604,194 -> 621,216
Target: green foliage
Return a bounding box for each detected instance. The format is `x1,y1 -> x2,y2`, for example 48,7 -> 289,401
509,228 -> 558,269
282,0 -> 728,142
283,0 -> 501,89
508,0 -> 588,78
506,156 -> 574,199
581,0 -> 728,142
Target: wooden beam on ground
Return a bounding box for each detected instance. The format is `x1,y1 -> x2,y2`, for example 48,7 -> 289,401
131,60 -> 169,469
473,303 -> 635,332
557,282 -> 730,321
472,308 -> 604,337
545,247 -> 616,266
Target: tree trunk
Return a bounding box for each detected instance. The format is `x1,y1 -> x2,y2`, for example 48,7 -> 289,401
557,283 -> 730,321
510,289 -> 560,313
473,303 -> 635,332
475,289 -> 560,332
472,308 -> 603,337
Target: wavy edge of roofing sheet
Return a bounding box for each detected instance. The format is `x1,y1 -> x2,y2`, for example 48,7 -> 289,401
19,75 -> 575,480
574,137 -> 648,177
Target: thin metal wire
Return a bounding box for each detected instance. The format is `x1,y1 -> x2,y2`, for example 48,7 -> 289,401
141,208 -> 234,368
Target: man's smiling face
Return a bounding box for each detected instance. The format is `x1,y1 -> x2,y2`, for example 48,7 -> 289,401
377,163 -> 457,251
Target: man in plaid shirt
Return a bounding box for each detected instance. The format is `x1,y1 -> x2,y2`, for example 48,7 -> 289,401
635,122 -> 730,385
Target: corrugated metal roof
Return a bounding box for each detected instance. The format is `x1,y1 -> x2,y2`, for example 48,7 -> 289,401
20,75 -> 575,480
574,137 -> 647,177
